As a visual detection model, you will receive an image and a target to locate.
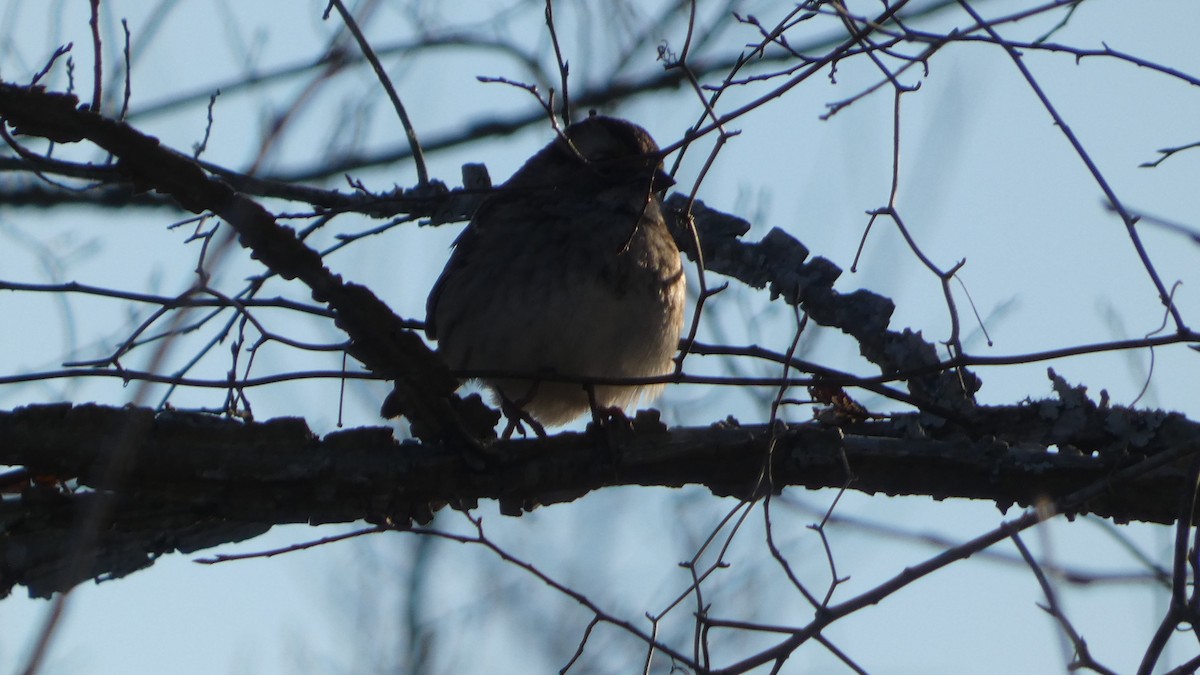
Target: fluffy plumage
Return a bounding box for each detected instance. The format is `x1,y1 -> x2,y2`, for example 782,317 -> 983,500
427,116 -> 685,426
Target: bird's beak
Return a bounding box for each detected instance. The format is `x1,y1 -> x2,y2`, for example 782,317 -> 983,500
653,168 -> 675,192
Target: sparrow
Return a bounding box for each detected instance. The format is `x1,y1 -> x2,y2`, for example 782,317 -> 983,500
426,115 -> 685,429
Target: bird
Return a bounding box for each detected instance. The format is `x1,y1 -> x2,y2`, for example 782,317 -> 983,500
426,115 -> 686,431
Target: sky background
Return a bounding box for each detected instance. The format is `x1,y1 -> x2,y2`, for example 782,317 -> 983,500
2,0 -> 1199,673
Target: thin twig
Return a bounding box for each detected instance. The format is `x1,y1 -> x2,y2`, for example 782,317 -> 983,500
119,19 -> 131,120
88,0 -> 102,113
1011,532 -> 1117,675
957,0 -> 1186,333
195,526 -> 384,564
415,514 -> 703,672
30,44 -> 73,86
1137,455 -> 1200,675
323,0 -> 429,185
544,0 -> 571,124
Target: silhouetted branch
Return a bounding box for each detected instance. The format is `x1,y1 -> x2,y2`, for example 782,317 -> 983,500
0,80 -> 494,445
2,396 -> 1198,598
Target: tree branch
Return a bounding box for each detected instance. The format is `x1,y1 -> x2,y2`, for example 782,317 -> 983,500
0,80 -> 495,445
1,399 -> 1197,598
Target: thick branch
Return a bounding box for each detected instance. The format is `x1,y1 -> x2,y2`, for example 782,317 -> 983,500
1,401 -> 1197,598
670,195 -> 979,411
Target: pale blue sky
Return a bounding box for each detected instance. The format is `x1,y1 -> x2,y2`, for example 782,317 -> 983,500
2,1 -> 1199,673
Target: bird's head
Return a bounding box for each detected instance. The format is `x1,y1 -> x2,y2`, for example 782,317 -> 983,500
557,115 -> 675,192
